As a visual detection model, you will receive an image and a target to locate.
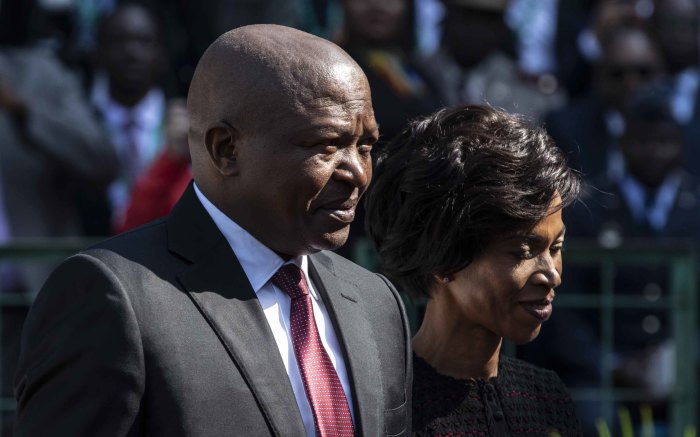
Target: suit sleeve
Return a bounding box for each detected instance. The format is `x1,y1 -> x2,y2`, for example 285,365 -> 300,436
20,53 -> 119,186
14,253 -> 145,437
377,273 -> 413,436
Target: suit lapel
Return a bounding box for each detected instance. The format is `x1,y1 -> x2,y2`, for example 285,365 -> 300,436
309,252 -> 383,437
167,185 -> 306,437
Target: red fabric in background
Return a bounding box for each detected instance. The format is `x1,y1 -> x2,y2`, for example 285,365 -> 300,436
116,150 -> 192,234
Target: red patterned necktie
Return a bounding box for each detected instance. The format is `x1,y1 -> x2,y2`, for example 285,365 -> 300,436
272,264 -> 355,437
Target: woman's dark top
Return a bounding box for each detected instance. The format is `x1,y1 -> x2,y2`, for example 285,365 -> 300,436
413,354 -> 582,436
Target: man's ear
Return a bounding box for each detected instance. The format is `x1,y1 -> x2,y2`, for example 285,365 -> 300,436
204,120 -> 239,176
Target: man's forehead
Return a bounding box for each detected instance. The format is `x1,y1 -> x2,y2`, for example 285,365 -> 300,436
277,103 -> 377,132
291,61 -> 368,98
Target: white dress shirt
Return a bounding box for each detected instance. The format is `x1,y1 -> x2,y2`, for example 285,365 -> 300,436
671,67 -> 699,124
619,172 -> 682,231
91,72 -> 165,221
194,183 -> 354,437
507,0 -> 559,75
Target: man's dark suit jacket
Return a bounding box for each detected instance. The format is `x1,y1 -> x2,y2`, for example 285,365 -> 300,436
13,185 -> 412,436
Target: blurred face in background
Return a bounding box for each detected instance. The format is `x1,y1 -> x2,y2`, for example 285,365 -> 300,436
597,28 -> 665,110
654,0 -> 700,72
342,0 -> 407,46
621,120 -> 683,188
98,5 -> 165,100
441,5 -> 510,70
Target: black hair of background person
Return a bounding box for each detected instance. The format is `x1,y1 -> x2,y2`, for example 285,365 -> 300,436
365,105 -> 580,299
337,0 -> 442,145
340,0 -> 416,56
439,1 -> 517,71
554,0 -> 597,98
0,0 -> 37,46
124,0 -> 329,97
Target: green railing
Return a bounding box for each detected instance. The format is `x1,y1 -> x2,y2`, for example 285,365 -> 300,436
560,240 -> 697,436
0,238 -> 697,435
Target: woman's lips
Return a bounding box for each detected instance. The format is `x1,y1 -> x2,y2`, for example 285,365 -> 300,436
519,298 -> 553,321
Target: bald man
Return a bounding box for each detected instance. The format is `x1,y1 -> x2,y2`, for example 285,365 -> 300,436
13,25 -> 411,437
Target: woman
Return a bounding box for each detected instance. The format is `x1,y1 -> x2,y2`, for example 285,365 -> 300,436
365,105 -> 582,436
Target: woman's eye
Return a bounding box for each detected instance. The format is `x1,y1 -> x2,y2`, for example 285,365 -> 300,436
550,241 -> 565,254
514,246 -> 535,260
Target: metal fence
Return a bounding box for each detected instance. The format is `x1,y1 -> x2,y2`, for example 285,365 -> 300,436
559,240 -> 697,436
0,238 -> 697,436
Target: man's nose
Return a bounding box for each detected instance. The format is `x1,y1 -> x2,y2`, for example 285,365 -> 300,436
333,147 -> 371,188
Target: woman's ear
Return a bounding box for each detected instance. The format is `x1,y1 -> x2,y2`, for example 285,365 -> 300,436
204,120 -> 239,176
433,273 -> 452,284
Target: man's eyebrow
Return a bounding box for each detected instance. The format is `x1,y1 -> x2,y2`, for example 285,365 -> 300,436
294,122 -> 379,140
292,123 -> 347,137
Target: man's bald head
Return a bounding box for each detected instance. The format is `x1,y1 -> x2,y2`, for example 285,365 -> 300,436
187,24 -> 366,166
185,24 -> 377,257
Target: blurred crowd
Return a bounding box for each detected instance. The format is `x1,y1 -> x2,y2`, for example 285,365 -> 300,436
1,0 -> 700,435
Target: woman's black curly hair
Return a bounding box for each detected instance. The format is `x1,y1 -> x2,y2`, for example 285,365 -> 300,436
364,105 -> 580,298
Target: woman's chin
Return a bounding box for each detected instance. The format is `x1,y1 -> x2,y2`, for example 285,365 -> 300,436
506,325 -> 542,345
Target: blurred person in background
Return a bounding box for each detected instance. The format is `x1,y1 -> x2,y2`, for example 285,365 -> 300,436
649,0 -> 700,174
366,105 -> 582,436
335,0 -> 442,262
115,97 -> 192,233
338,0 -> 441,143
652,0 -> 699,125
528,82 -> 699,436
83,3 -> 167,235
129,0 -> 327,95
545,21 -> 666,180
422,0 -> 565,120
507,0 -> 601,99
0,1 -> 117,433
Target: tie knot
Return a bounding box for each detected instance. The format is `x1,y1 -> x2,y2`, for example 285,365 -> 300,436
123,114 -> 138,130
271,264 -> 309,300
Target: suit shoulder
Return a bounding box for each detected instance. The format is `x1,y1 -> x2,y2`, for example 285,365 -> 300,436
83,218 -> 168,260
320,251 -> 399,295
318,250 -> 384,281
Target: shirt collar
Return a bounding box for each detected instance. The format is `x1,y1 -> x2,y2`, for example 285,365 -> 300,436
193,183 -> 314,296
91,71 -> 165,130
619,171 -> 682,230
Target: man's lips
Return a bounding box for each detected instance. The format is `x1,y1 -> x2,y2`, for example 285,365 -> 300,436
315,199 -> 359,224
519,296 -> 554,321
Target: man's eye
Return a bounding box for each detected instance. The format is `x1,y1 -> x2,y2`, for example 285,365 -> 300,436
359,144 -> 373,155
321,144 -> 338,153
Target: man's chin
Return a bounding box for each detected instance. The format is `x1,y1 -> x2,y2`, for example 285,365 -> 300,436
306,227 -> 351,253
274,227 -> 350,257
